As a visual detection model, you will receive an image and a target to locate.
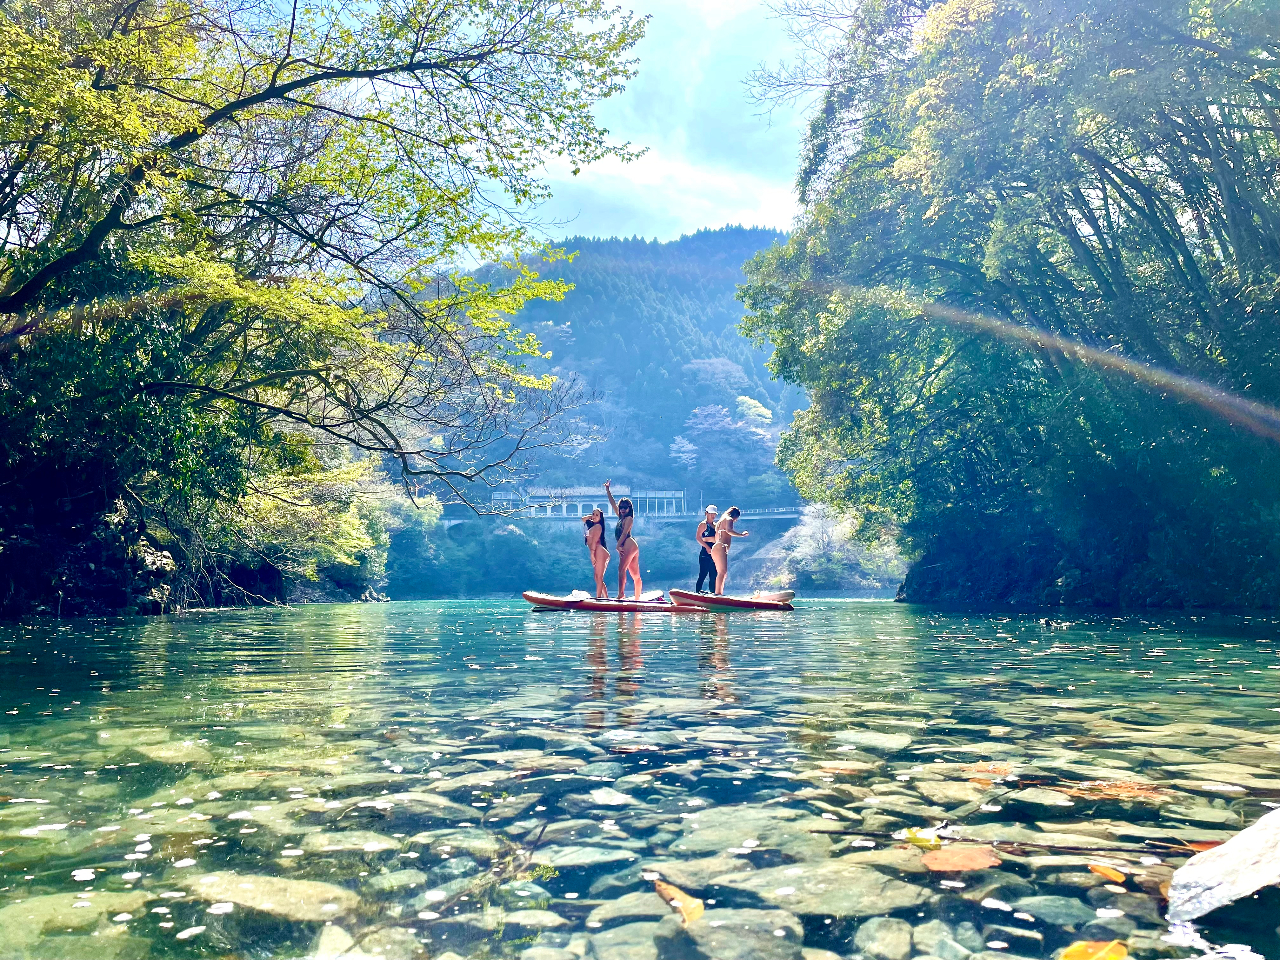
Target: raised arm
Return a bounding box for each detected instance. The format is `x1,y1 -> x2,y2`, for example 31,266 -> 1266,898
604,479 -> 620,516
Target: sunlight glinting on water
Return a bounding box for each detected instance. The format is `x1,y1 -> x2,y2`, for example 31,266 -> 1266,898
0,601 -> 1277,959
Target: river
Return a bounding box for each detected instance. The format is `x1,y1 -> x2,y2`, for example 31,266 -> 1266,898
0,601 -> 1276,959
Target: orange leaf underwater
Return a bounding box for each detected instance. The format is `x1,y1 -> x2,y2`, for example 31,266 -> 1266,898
965,761 -> 1014,777
921,845 -> 1003,871
1060,940 -> 1129,960
1184,840 -> 1223,852
654,878 -> 704,924
1059,780 -> 1174,802
1088,864 -> 1126,883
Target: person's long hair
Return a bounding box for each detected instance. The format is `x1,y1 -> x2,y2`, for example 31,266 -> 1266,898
727,506 -> 741,519
617,498 -> 634,516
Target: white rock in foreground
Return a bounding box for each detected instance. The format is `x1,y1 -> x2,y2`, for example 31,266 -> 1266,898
1167,807 -> 1280,922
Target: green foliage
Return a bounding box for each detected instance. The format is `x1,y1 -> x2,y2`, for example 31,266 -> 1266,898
0,0 -> 643,615
744,0 -> 1280,607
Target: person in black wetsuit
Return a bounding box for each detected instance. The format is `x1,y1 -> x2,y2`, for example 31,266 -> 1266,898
694,504 -> 718,592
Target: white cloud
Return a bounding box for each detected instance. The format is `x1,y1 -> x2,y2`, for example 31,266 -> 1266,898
532,0 -> 804,240
541,150 -> 797,239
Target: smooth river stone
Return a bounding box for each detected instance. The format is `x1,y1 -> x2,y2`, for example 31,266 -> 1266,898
390,791 -> 488,820
182,871 -> 361,921
654,908 -> 803,960
854,917 -> 913,960
591,921 -> 662,960
301,830 -> 399,853
0,891 -> 153,949
586,891 -> 671,928
710,860 -> 930,918
530,844 -> 639,870
644,855 -> 754,890
672,805 -> 833,861
912,780 -> 989,807
132,741 -> 215,764
1167,806 -> 1280,922
950,823 -> 1127,849
1010,895 -> 1098,927
831,730 -> 913,753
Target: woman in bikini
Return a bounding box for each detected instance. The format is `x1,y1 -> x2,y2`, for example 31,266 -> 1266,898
582,508 -> 610,599
712,506 -> 750,595
604,479 -> 642,600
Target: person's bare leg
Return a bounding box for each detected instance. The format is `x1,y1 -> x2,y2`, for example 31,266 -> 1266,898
618,551 -> 627,599
630,550 -> 643,599
713,546 -> 728,595
593,550 -> 608,598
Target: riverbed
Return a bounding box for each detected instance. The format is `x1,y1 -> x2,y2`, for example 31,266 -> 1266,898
0,601 -> 1276,960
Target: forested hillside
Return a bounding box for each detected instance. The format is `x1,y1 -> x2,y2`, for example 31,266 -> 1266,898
513,226 -> 804,504
744,0 -> 1280,609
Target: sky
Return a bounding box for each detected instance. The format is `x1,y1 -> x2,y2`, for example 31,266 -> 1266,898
536,0 -> 806,242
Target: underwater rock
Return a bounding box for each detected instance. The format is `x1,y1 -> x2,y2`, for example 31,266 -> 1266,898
1166,807 -> 1280,922
710,859 -> 929,918
131,741 -> 214,764
591,920 -> 663,960
181,871 -> 361,921
830,730 -> 913,753
1010,895 -> 1097,927
366,868 -> 429,892
855,917 -> 913,960
0,891 -> 153,950
530,844 -> 639,870
312,924 -> 356,960
302,830 -> 399,853
645,855 -> 754,891
355,926 -> 426,959
586,891 -> 672,928
653,907 -> 804,960
503,910 -> 573,938
671,805 -> 833,861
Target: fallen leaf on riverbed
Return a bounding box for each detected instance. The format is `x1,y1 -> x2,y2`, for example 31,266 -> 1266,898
897,827 -> 943,850
654,879 -> 703,924
966,762 -> 1013,777
921,845 -> 1002,871
1089,864 -> 1126,883
1060,940 -> 1129,960
1184,840 -> 1223,852
1059,780 -> 1174,802
968,778 -> 994,788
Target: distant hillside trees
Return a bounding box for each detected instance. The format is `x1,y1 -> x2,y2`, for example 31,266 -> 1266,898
510,226 -> 804,507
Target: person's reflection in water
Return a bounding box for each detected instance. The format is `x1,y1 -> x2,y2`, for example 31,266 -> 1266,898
582,613 -> 609,731
615,612 -> 645,707
698,613 -> 736,701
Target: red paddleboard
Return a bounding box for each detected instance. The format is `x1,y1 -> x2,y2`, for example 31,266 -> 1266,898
523,590 -> 695,613
669,589 -> 795,611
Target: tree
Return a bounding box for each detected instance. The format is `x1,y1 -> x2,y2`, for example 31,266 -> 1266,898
0,0 -> 645,614
743,0 -> 1280,607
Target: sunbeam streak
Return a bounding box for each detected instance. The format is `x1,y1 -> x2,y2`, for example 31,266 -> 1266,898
840,288 -> 1280,445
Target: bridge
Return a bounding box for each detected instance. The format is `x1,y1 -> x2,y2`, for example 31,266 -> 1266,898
440,485 -> 802,526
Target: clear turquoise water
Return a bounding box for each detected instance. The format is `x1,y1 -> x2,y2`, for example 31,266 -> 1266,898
1,601 -> 1277,960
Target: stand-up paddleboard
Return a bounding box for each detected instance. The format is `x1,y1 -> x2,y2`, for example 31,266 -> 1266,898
669,588 -> 796,611
523,589 -> 695,612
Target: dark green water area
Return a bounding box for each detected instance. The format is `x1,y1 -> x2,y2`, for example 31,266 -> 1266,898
1,601 -> 1277,960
